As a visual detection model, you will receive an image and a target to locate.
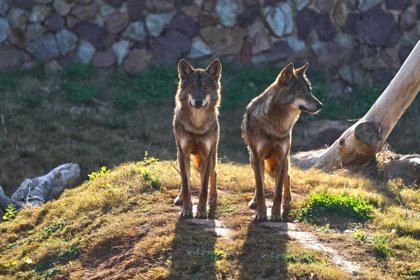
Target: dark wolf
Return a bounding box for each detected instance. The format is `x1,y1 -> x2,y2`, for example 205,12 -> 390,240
241,63 -> 322,221
173,59 -> 222,219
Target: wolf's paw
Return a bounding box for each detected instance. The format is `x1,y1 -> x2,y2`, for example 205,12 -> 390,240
174,196 -> 183,206
195,211 -> 207,219
270,215 -> 282,222
254,212 -> 267,221
180,208 -> 193,219
209,196 -> 217,209
248,200 -> 257,209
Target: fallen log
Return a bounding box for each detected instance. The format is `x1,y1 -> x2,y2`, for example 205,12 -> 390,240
0,163 -> 80,218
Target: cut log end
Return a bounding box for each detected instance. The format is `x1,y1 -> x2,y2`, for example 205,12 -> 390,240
354,121 -> 381,145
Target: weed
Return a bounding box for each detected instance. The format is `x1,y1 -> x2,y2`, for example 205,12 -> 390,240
21,94 -> 42,109
2,204 -> 17,221
297,192 -> 374,223
354,230 -> 367,244
200,249 -> 229,261
62,63 -> 96,80
140,168 -> 161,191
40,219 -> 65,239
88,166 -> 111,180
285,252 -> 316,264
372,235 -> 392,258
399,268 -> 420,280
0,73 -> 17,91
142,151 -> 159,166
113,91 -> 139,110
62,82 -> 97,104
57,247 -> 80,263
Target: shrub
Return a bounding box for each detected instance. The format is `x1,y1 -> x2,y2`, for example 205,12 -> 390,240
62,82 -> 97,104
62,63 -> 96,80
297,192 -> 374,223
372,235 -> 392,258
2,204 -> 17,221
0,73 -> 17,91
88,166 -> 111,181
113,91 -> 139,110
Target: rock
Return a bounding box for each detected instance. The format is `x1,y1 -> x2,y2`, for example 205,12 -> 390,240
295,0 -> 311,10
215,0 -> 238,27
332,1 -> 348,28
399,9 -> 416,31
8,28 -> 27,48
75,39 -> 96,63
251,41 -> 294,64
71,2 -> 99,21
26,23 -> 45,41
147,0 -> 174,12
56,29 -> 78,55
357,0 -> 381,11
0,17 -> 8,43
28,4 -> 51,23
312,41 -> 347,70
99,3 -> 115,17
383,154 -> 420,186
111,40 -> 129,64
314,0 -> 336,13
315,13 -> 336,41
11,163 -> 80,207
0,0 -> 8,16
122,21 -> 146,41
417,4 -> 420,20
296,8 -> 318,40
13,0 -> 34,11
127,0 -> 145,21
0,45 -> 31,69
74,21 -> 106,49
371,67 -> 396,83
123,48 -> 152,72
263,2 -> 294,37
247,20 -> 271,54
53,0 -> 71,16
44,59 -> 62,74
335,33 -> 353,49
105,0 -> 125,8
238,3 -> 259,28
198,12 -> 218,27
35,0 -> 53,3
94,13 -> 104,27
386,0 -> 412,10
26,33 -> 60,62
342,12 -> 360,33
356,6 -> 401,47
103,32 -> 116,48
381,44 -> 400,69
339,64 -> 363,85
286,36 -> 307,53
92,48 -> 115,68
200,25 -> 246,56
187,36 -> 212,59
66,15 -> 79,29
145,12 -> 174,37
170,12 -> 199,38
75,0 -> 92,3
399,44 -> 413,64
150,29 -> 190,64
7,8 -> 28,29
44,12 -> 65,32
105,11 -> 129,33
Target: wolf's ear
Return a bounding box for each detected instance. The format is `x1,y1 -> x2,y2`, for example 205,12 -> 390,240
295,63 -> 309,78
277,63 -> 295,84
206,59 -> 222,80
178,59 -> 194,79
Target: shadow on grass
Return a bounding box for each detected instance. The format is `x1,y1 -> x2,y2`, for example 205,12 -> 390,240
169,218 -> 217,280
239,221 -> 288,280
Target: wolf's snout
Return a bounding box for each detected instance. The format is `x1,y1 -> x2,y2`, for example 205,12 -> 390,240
316,102 -> 323,110
190,99 -> 207,108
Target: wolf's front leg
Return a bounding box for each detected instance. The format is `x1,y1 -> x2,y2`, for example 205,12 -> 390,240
178,150 -> 192,218
208,151 -> 218,210
196,151 -> 212,219
271,160 -> 286,222
251,152 -> 267,221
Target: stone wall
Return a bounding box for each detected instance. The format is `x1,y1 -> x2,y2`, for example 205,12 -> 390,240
0,0 -> 418,86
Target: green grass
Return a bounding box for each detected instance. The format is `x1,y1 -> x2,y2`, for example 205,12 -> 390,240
61,63 -> 96,81
297,192 -> 374,224
62,82 -> 98,104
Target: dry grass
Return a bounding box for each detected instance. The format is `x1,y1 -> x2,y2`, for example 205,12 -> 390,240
0,159 -> 419,280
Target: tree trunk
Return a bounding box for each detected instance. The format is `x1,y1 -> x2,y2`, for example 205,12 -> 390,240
292,40 -> 420,171
0,163 -> 80,218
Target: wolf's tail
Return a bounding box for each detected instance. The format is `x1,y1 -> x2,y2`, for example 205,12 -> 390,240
191,154 -> 202,170
264,158 -> 277,178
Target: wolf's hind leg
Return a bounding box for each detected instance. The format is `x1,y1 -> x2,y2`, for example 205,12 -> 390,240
251,151 -> 267,221
282,159 -> 291,219
178,150 -> 192,218
196,151 -> 212,219
271,156 -> 286,222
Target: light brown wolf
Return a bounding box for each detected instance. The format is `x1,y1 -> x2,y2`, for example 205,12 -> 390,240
173,59 -> 222,219
241,63 -> 322,221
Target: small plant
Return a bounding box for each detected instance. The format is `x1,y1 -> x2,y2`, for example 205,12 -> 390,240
113,91 -> 139,110
297,192 -> 374,223
372,235 -> 392,258
200,249 -> 229,261
285,252 -> 316,264
142,151 -> 159,165
62,82 -> 98,104
0,73 -> 17,91
140,168 -> 161,191
40,219 -> 65,239
2,204 -> 17,221
62,63 -> 96,80
88,166 -> 111,180
21,94 -> 43,109
354,230 -> 367,244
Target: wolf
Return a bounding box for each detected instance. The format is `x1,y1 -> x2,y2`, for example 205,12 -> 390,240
173,59 -> 222,219
241,63 -> 322,221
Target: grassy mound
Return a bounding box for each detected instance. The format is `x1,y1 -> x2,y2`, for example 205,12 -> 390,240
0,160 -> 419,280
